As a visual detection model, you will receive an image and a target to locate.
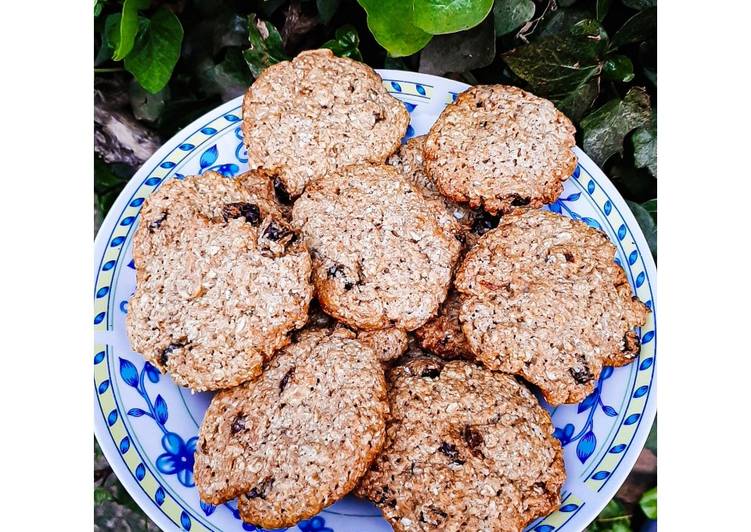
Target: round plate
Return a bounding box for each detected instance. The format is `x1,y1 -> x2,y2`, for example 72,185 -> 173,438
94,70 -> 657,532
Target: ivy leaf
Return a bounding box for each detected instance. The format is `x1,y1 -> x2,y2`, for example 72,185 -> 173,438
596,0 -> 611,22
242,14 -> 289,78
317,0 -> 342,24
94,487 -> 114,504
642,198 -> 656,220
639,487 -> 657,519
537,6 -> 593,38
626,199 -> 656,258
612,7 -> 656,48
129,80 -> 168,123
603,55 -> 635,82
622,0 -> 656,9
357,0 -> 432,57
632,112 -> 656,176
492,0 -> 535,37
322,25 -> 363,61
503,20 -> 606,97
124,8 -> 184,94
585,498 -> 632,531
581,87 -> 651,166
113,0 -> 150,61
413,0 -> 494,35
198,48 -> 253,101
419,16 -> 495,75
552,77 -> 600,122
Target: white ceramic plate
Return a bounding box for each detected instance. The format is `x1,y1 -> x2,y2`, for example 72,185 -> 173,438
94,70 -> 657,532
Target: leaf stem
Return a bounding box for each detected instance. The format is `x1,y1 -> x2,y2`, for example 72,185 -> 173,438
94,67 -> 124,73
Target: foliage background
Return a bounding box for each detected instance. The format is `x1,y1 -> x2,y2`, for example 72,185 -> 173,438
94,1 -> 656,530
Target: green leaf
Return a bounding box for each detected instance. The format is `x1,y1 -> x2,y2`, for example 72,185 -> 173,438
317,0 -> 342,24
419,16 -> 495,75
622,0 -> 656,9
124,8 -> 183,93
603,55 -> 634,82
503,20 -> 606,97
357,0 -> 432,57
596,0 -> 611,21
612,7 -> 656,48
242,14 -> 289,78
585,498 -> 633,532
322,25 -> 363,61
94,487 -> 114,504
639,486 -> 657,519
492,0 -> 535,37
581,87 -> 651,166
632,112 -> 656,176
413,0 -> 494,35
129,80 -> 168,122
585,498 -> 632,531
113,0 -> 149,61
94,0 -> 105,17
642,198 -> 656,220
537,7 -> 593,38
553,77 -> 600,122
643,66 -> 656,86
198,47 -> 254,100
626,199 -> 656,257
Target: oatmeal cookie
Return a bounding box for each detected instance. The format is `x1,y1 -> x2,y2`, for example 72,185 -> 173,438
242,49 -> 409,198
194,328 -> 388,528
424,85 -> 576,215
126,172 -> 313,391
356,358 -> 565,532
455,209 -> 650,405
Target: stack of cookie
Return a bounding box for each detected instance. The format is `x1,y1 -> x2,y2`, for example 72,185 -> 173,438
126,49 -> 649,532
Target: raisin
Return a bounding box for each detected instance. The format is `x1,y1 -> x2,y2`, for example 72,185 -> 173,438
148,212 -> 168,233
263,222 -> 289,241
462,425 -> 484,456
471,211 -> 500,235
510,194 -> 531,206
622,330 -> 641,355
569,363 -> 594,384
563,252 -> 574,262
230,414 -> 246,434
344,281 -> 354,290
280,366 -> 295,392
272,176 -> 291,205
421,366 -> 442,379
327,264 -> 345,278
160,342 -> 183,366
223,202 -> 260,225
247,477 -> 273,499
438,442 -> 460,461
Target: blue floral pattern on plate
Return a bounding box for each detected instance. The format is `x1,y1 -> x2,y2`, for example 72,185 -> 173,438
94,71 -> 656,532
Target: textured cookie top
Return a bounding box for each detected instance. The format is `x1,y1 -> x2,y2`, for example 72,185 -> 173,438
414,290 -> 474,360
387,136 -> 474,237
292,164 -> 462,331
126,172 -> 313,391
242,48 -> 409,198
424,85 -> 577,215
356,327 -> 409,365
194,328 -> 388,528
455,209 -> 649,405
356,358 -> 565,532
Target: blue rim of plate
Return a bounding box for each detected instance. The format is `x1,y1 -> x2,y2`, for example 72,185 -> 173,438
94,70 -> 656,532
